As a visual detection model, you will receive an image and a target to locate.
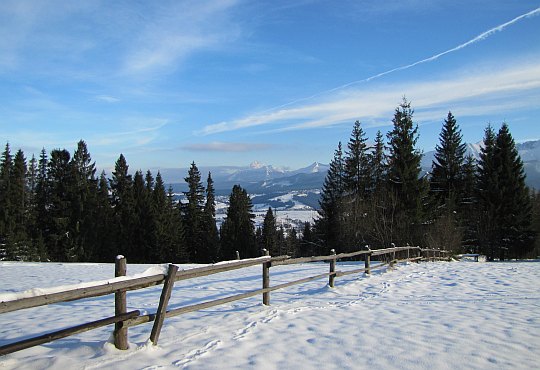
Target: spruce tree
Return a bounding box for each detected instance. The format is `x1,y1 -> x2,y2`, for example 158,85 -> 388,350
476,125 -> 498,258
182,162 -> 206,262
220,185 -> 256,260
430,112 -> 467,210
460,155 -> 478,253
110,154 -> 135,259
386,98 -> 427,245
47,149 -> 74,261
132,170 -> 155,262
368,130 -> 386,193
492,123 -> 534,258
261,207 -> 278,256
343,121 -> 370,248
200,172 -> 220,262
0,143 -> 13,239
93,171 -> 114,261
167,184 -> 188,262
69,140 -> 98,261
314,142 -> 345,253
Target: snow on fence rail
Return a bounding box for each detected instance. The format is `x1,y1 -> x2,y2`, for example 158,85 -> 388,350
0,246 -> 450,356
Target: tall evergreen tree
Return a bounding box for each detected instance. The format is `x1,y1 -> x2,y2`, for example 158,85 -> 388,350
47,149 -> 74,261
261,207 -> 279,256
460,155 -> 478,252
0,143 -> 13,239
110,154 -> 135,258
430,112 -> 467,210
368,130 -> 386,193
343,121 -> 370,248
200,172 -> 220,262
476,124 -> 498,258
492,123 -> 534,258
69,140 -> 98,260
92,171 -> 114,261
314,142 -> 345,253
386,98 -> 427,245
182,162 -> 206,262
220,185 -> 256,260
132,170 -> 155,262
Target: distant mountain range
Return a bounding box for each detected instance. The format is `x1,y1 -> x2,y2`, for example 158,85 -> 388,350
164,139 -> 540,197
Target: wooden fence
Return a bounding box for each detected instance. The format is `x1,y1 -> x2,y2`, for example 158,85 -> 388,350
0,246 -> 450,356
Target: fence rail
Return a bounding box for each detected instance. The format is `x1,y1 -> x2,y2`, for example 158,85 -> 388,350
0,246 -> 450,356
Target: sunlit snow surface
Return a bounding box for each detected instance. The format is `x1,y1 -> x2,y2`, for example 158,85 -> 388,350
1,260 -> 539,369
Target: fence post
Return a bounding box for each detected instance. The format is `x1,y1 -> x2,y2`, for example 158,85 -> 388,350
235,251 -> 240,260
150,264 -> 179,346
114,255 -> 129,350
365,252 -> 371,275
329,249 -> 336,288
262,249 -> 271,305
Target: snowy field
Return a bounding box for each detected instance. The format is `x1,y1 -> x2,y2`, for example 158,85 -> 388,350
1,260 -> 539,369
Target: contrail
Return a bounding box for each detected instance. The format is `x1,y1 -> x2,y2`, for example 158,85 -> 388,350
265,7 -> 540,112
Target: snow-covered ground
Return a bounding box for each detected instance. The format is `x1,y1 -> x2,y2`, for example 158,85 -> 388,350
1,260 -> 539,369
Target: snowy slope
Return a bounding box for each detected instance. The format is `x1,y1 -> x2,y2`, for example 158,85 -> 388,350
1,260 -> 539,369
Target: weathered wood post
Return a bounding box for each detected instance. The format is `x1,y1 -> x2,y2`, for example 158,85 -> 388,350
262,249 -> 271,305
114,255 -> 129,350
329,249 -> 336,288
364,252 -> 371,275
150,264 -> 179,346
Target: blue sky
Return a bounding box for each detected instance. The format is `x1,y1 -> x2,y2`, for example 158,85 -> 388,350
1,1 -> 540,172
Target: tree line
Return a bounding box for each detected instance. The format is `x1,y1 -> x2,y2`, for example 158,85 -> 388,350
0,141 -> 311,263
0,98 -> 537,262
313,98 -> 536,260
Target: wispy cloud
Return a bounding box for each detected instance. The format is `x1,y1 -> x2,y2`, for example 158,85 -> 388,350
91,120 -> 169,147
199,61 -> 540,135
182,141 -> 273,152
121,0 -> 241,76
94,95 -> 120,103
198,8 -> 540,135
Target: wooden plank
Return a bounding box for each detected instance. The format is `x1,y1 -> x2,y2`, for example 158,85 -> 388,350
335,267 -> 367,278
173,256 -> 271,281
127,272 -> 333,328
114,256 -> 129,350
0,310 -> 140,356
1,257 -> 272,315
150,264 -> 179,345
0,274 -> 166,315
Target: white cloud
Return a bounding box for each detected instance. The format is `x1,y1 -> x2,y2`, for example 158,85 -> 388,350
94,95 -> 120,103
121,0 -> 241,76
199,61 -> 540,135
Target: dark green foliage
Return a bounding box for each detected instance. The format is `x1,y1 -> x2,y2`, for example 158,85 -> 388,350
425,112 -> 467,252
200,172 -> 220,262
489,124 -> 533,258
314,142 -> 345,253
343,121 -> 371,249
386,98 -> 427,244
110,154 -> 135,259
220,185 -> 256,260
261,207 -> 279,256
182,162 -> 206,262
430,112 -> 467,210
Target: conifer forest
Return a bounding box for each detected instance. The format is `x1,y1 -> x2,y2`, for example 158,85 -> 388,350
0,99 -> 537,263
